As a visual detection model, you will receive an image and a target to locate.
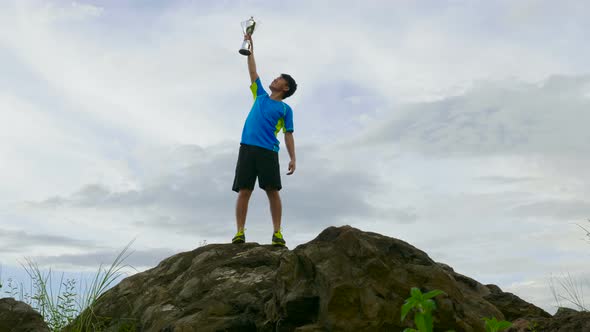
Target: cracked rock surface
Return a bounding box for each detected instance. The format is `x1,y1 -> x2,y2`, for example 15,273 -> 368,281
65,225 -> 561,332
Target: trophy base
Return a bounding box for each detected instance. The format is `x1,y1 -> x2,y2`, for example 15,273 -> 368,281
239,49 -> 252,56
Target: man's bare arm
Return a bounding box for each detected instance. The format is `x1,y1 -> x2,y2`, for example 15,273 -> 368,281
285,132 -> 296,175
245,34 -> 259,84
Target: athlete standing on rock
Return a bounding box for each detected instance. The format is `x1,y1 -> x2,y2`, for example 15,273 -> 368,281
231,33 -> 297,247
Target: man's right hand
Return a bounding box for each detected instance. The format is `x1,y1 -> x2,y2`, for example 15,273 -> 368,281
246,34 -> 258,83
244,34 -> 254,53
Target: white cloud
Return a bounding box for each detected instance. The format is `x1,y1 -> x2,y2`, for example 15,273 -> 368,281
358,75 -> 590,158
44,1 -> 104,21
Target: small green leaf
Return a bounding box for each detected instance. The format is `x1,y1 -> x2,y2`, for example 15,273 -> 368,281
423,299 -> 436,314
401,301 -> 415,321
423,311 -> 434,332
411,287 -> 423,300
415,312 -> 429,332
423,289 -> 445,300
497,321 -> 512,330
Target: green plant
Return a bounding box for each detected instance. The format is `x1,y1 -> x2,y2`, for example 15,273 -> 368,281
3,277 -> 22,299
67,241 -> 135,332
482,317 -> 512,332
10,241 -> 135,332
401,287 -> 447,332
22,260 -> 79,330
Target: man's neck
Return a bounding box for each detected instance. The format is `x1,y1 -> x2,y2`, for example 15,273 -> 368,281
269,92 -> 283,101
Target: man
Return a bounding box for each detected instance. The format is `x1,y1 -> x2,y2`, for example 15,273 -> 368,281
232,33 -> 297,247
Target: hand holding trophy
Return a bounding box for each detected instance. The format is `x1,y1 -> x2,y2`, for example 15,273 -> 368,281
239,16 -> 257,56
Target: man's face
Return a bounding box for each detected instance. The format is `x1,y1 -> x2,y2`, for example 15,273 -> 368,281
270,76 -> 289,94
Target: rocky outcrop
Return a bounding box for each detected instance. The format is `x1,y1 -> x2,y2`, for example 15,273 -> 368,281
67,225 -> 570,331
484,284 -> 551,321
508,308 -> 590,332
0,298 -> 50,332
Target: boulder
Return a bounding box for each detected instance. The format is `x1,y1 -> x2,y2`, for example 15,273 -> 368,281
507,308 -> 590,332
67,225 -> 555,332
0,297 -> 50,332
483,284 -> 551,321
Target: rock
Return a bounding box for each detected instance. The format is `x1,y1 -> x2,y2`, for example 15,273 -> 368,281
507,309 -> 590,332
66,225 -> 553,332
483,284 -> 551,321
0,298 -> 50,332
538,310 -> 590,331
507,317 -> 532,332
553,306 -> 579,318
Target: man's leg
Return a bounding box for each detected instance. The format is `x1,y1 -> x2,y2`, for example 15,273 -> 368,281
265,189 -> 282,233
232,144 -> 256,244
255,147 -> 285,246
236,189 -> 253,232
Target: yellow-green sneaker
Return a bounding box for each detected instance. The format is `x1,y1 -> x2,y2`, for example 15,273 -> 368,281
272,230 -> 286,247
232,230 -> 245,244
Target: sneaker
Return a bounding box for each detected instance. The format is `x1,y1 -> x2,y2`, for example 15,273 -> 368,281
272,230 -> 286,247
232,230 -> 245,244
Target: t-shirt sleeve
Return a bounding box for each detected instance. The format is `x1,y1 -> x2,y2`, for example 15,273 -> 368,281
283,104 -> 294,133
250,77 -> 267,100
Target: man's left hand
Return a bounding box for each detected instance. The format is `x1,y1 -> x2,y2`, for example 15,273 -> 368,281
287,160 -> 296,175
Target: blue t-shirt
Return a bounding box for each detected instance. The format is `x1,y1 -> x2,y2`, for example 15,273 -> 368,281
240,77 -> 294,152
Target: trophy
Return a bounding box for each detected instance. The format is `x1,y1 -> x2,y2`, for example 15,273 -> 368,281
239,16 -> 257,56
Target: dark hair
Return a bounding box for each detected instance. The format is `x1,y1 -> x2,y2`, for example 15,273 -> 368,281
281,73 -> 297,99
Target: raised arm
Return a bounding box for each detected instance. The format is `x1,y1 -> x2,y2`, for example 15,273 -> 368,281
245,34 -> 259,84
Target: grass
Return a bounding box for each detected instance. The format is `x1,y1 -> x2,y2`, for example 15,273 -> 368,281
21,259 -> 79,329
68,241 -> 135,331
0,241 -> 134,332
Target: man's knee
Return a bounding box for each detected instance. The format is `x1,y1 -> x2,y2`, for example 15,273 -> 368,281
265,188 -> 280,198
239,189 -> 253,199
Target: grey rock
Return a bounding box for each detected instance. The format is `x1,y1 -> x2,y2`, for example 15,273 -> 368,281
508,310 -> 590,332
484,283 -> 551,321
0,298 -> 50,332
66,225 -> 562,332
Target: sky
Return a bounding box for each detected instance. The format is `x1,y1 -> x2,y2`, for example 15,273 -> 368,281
0,0 -> 589,314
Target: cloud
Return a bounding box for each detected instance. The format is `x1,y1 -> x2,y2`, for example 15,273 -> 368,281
0,228 -> 94,253
357,75 -> 590,158
32,247 -> 176,269
22,142 -> 391,242
44,1 -> 104,21
512,200 -> 590,220
476,176 -> 537,185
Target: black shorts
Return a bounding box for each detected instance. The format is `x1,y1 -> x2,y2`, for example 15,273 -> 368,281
232,144 -> 282,192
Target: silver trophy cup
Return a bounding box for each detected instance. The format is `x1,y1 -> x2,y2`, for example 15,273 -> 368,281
239,17 -> 257,56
